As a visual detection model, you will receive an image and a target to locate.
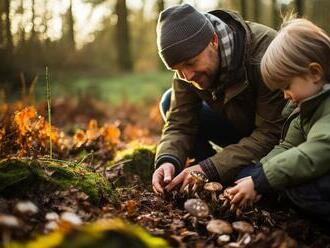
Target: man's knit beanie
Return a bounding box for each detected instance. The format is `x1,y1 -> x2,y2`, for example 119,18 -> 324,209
156,4 -> 214,69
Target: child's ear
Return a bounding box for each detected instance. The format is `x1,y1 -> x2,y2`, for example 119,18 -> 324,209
308,62 -> 323,83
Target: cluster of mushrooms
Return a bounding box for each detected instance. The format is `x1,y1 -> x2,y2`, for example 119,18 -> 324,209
173,171 -> 257,247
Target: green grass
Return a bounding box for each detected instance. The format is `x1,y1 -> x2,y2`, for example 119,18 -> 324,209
39,71 -> 173,105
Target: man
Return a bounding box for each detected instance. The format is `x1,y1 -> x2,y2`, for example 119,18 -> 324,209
152,4 -> 287,194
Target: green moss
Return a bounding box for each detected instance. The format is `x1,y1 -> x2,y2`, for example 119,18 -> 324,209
7,218 -> 169,248
114,145 -> 155,184
0,158 -> 117,204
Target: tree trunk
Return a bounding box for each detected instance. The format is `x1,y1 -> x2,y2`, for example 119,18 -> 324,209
4,0 -> 13,52
157,0 -> 164,14
272,0 -> 280,29
254,0 -> 259,22
295,0 -> 304,17
115,0 -> 133,71
240,0 -> 247,19
18,0 -> 25,46
31,0 -> 36,40
156,0 -> 165,70
0,1 -> 3,45
68,0 -> 75,50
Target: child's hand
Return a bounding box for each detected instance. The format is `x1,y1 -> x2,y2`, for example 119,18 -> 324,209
226,176 -> 261,208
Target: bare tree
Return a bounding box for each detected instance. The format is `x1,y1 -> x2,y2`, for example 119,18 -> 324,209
272,0 -> 280,29
157,0 -> 164,14
115,0 -> 133,71
17,0 -> 26,45
240,0 -> 247,19
68,0 -> 75,50
4,0 -> 13,52
295,0 -> 304,17
31,0 -> 36,40
254,0 -> 259,22
0,1 -> 3,45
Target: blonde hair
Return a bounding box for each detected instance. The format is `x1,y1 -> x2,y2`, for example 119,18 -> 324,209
261,18 -> 330,90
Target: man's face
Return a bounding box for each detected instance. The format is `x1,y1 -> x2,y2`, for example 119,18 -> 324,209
171,37 -> 220,90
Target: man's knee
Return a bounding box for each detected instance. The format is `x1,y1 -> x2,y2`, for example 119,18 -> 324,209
159,88 -> 172,121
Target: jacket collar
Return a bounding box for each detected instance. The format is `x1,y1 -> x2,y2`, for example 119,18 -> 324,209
299,84 -> 330,118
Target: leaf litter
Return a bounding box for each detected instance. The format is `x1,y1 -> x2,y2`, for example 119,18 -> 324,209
0,97 -> 329,247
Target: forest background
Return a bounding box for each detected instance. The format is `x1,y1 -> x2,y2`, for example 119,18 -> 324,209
1,0 -> 328,105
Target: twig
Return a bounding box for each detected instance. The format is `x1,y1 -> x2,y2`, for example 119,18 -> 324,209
45,66 -> 52,160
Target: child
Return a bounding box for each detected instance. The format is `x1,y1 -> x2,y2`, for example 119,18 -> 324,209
227,18 -> 330,222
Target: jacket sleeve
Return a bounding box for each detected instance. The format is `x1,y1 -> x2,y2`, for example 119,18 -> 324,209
155,77 -> 202,173
263,112 -> 330,190
203,69 -> 286,183
260,115 -> 303,164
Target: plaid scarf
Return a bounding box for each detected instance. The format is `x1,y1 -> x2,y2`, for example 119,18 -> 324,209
205,13 -> 234,98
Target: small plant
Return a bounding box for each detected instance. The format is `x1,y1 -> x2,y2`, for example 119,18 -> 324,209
45,66 -> 53,160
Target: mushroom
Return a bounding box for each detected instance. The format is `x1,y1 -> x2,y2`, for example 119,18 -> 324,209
206,219 -> 233,235
0,214 -> 20,245
60,212 -> 82,225
190,171 -> 208,194
45,212 -> 60,221
232,221 -> 254,241
15,201 -> 38,216
204,182 -> 223,202
184,198 -> 209,218
217,234 -> 231,246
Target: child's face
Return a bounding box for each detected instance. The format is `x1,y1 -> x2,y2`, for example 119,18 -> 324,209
283,74 -> 324,104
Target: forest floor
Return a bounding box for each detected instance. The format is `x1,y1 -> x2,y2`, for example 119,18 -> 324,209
0,95 -> 329,248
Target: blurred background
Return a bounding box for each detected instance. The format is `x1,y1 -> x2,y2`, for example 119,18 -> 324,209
0,0 -> 329,105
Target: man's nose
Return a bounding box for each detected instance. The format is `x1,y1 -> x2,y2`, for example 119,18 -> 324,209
283,91 -> 290,100
181,69 -> 194,81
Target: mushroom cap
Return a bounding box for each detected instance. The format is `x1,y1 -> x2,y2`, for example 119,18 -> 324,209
60,212 -> 82,225
184,199 -> 209,218
217,234 -> 231,245
190,171 -> 208,183
204,182 -> 223,192
0,214 -> 20,228
206,219 -> 233,234
15,201 -> 39,215
232,221 -> 254,234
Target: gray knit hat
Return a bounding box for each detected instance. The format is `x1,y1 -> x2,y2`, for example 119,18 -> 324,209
156,4 -> 214,69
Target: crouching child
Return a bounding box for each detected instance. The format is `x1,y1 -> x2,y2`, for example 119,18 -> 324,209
227,18 -> 330,222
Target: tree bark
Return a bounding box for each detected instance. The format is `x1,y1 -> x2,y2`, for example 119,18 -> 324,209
240,0 -> 247,19
4,0 -> 13,52
18,0 -> 25,46
68,0 -> 75,50
272,0 -> 280,29
254,0 -> 259,22
295,0 -> 304,17
0,1 -> 3,45
115,0 -> 133,71
31,0 -> 36,40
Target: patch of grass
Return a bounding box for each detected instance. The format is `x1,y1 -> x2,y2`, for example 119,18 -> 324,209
35,71 -> 173,105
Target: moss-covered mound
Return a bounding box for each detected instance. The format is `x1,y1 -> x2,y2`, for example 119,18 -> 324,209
7,218 -> 168,248
0,158 -> 116,204
114,145 -> 155,184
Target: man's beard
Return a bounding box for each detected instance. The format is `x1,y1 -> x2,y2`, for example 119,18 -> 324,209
190,70 -> 218,90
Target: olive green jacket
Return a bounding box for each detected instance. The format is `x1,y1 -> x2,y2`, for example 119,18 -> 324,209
260,85 -> 330,190
155,10 -> 286,183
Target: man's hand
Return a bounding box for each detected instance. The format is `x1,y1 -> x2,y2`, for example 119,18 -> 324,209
152,163 -> 176,194
165,164 -> 205,192
226,176 -> 261,208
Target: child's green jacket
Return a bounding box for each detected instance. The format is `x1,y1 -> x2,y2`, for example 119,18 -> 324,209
257,85 -> 330,191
